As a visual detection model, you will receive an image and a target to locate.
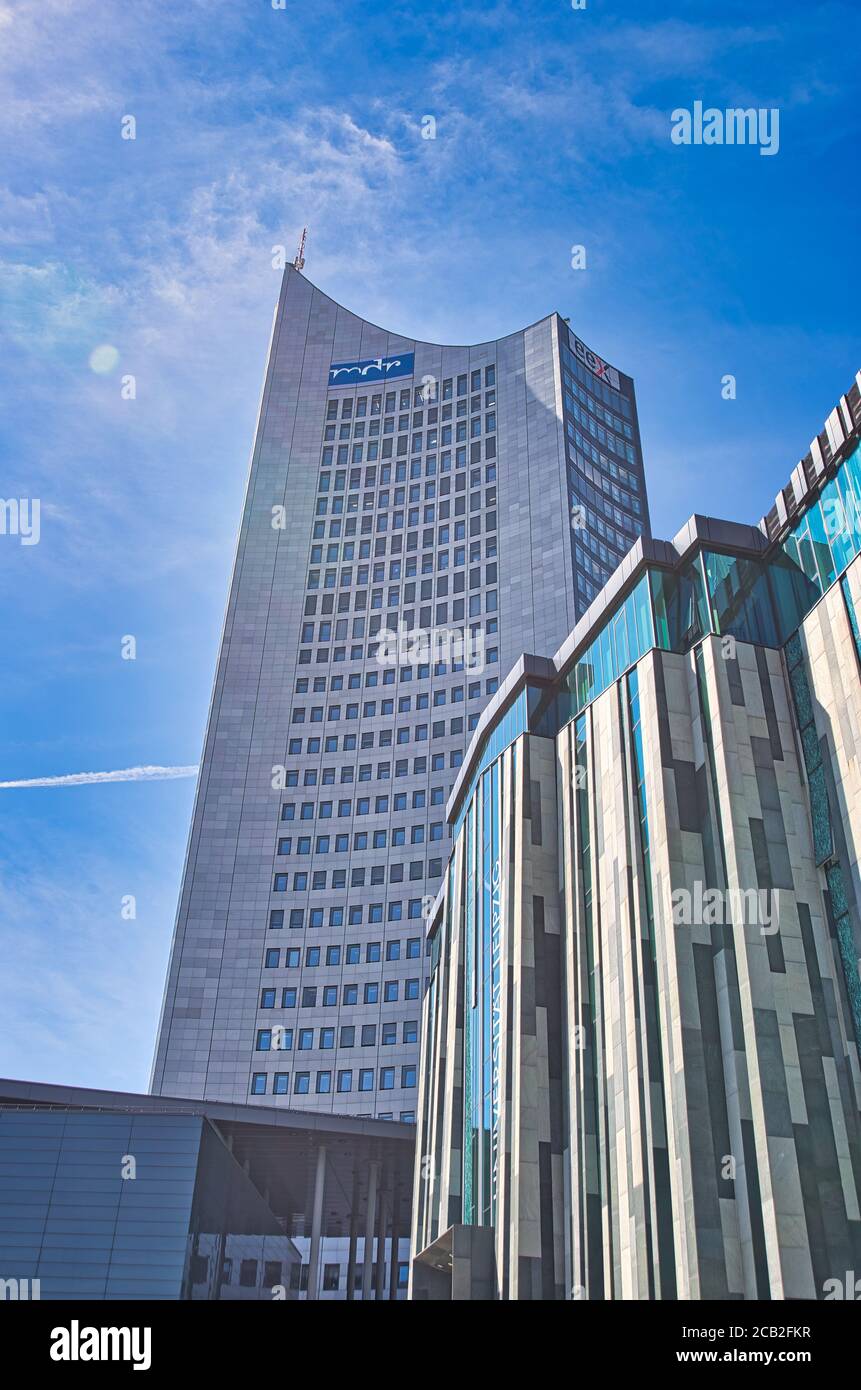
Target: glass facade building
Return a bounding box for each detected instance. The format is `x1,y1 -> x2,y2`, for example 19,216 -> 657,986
412,374 -> 861,1299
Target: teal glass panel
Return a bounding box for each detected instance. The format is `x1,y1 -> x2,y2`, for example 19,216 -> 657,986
805,498 -> 837,592
767,551 -> 821,644
598,622 -> 613,691
703,551 -> 778,646
829,473 -> 861,574
453,690 -> 527,837
612,603 -> 630,673
649,563 -> 708,652
632,574 -> 655,655
841,574 -> 861,663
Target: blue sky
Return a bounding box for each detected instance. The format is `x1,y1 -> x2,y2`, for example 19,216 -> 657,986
0,0 -> 858,1093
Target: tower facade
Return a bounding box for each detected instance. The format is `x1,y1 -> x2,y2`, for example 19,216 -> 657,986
151,268 -> 649,1121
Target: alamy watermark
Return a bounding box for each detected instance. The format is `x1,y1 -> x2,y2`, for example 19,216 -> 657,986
376,622 -> 486,673
1,498 -> 40,545
671,883 -> 779,934
671,101 -> 779,157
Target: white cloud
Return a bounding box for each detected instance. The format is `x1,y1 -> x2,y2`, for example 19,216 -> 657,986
0,765 -> 198,789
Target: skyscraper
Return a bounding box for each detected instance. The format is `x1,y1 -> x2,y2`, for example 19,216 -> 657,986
150,267 -> 650,1120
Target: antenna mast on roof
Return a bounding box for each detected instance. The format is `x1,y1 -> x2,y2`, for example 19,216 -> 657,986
293,227 -> 307,271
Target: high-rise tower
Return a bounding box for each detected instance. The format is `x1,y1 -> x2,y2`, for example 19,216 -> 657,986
150,268 -> 650,1119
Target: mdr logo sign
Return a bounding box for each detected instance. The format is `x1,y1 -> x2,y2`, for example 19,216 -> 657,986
328,353 -> 415,387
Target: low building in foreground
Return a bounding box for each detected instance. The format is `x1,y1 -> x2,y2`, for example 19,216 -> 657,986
0,1079 -> 412,1300
411,375 -> 861,1300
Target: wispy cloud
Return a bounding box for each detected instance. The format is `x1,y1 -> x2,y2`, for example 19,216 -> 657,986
0,765 -> 198,789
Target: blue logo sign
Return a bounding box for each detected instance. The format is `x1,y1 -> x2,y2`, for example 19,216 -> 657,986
328,352 -> 414,387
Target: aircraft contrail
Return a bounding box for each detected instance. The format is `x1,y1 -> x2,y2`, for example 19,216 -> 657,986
0,765 -> 199,789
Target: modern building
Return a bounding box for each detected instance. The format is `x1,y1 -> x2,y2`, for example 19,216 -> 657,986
0,1078 -> 413,1301
150,265 -> 650,1123
411,375 -> 861,1300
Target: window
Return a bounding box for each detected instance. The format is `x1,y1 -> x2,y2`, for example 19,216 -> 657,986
250,1074 -> 267,1095
401,1065 -> 417,1088
403,1020 -> 418,1043
294,1072 -> 310,1094
323,1264 -> 340,1292
337,1069 -> 353,1092
273,1073 -> 290,1095
380,1067 -> 395,1090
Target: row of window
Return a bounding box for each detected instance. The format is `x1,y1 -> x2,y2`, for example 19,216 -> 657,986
318,474 -> 497,510
267,903 -> 430,931
258,981 -> 421,1010
298,641 -> 495,671
289,715 -> 481,742
282,790 -> 446,815
303,586 -> 497,620
285,1262 -> 409,1293
276,826 -> 445,854
307,533 -> 497,571
305,502 -> 493,549
285,729 -> 469,758
256,1020 -> 418,1045
322,436 -> 497,467
312,496 -> 498,529
278,756 -> 454,786
250,1065 -> 417,1095
272,863 -> 442,891
285,728 -> 467,761
324,401 -> 494,447
305,569 -> 498,604
324,414 -> 495,452
292,683 -> 497,714
265,938 -> 423,965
